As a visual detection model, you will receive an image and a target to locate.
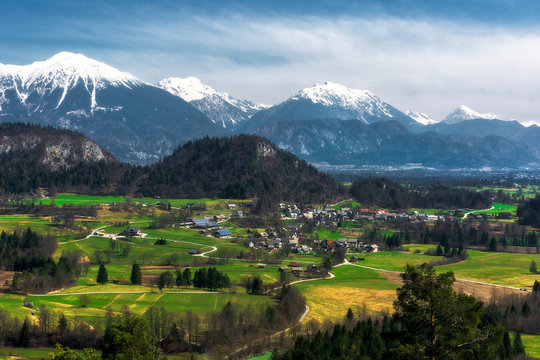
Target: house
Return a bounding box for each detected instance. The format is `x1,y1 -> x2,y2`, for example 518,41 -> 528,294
366,244 -> 379,253
286,234 -> 299,246
257,232 -> 269,239
288,262 -> 301,267
267,239 -> 282,249
93,229 -> 105,236
213,214 -> 227,222
192,218 -> 219,229
215,229 -> 232,238
120,227 -> 141,237
307,264 -> 317,272
256,263 -> 267,268
227,203 -> 237,210
346,238 -> 358,248
322,240 -> 336,250
279,266 -> 289,272
291,266 -> 303,275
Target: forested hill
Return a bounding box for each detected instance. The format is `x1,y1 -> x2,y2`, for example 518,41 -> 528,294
0,124 -> 343,206
137,135 -> 344,206
0,123 -> 123,193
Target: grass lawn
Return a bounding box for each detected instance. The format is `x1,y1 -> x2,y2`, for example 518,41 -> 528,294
1,291 -> 274,323
472,202 -> 518,216
247,353 -> 272,360
350,245 -> 439,272
0,347 -> 57,359
521,334 -> 540,358
437,250 -> 540,289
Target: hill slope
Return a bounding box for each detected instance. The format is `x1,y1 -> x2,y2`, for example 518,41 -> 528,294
138,135 -> 343,206
0,124 -> 343,206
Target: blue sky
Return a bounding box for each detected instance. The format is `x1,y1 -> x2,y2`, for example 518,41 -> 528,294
2,0 -> 540,123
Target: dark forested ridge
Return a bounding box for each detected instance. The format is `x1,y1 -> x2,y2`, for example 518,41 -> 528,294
0,124 -> 343,206
138,135 -> 343,204
350,177 -> 493,209
518,195 -> 540,228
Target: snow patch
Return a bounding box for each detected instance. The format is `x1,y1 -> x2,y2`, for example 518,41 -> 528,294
406,111 -> 438,125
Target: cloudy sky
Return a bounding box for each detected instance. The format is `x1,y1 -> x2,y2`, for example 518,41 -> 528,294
2,0 -> 540,123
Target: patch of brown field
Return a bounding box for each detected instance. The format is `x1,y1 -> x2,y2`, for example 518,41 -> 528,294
378,270 -> 529,304
453,280 -> 529,303
141,265 -> 181,271
303,285 -> 395,323
0,270 -> 16,290
341,230 -> 362,237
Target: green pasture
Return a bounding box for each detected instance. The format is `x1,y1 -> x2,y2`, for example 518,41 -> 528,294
0,347 -> 59,359
437,250 -> 540,289
522,334 -> 540,358
331,201 -> 363,210
0,291 -> 274,323
349,244 -> 439,271
473,202 -> 517,216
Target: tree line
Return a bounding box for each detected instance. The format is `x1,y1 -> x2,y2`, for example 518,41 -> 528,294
272,264 -> 524,360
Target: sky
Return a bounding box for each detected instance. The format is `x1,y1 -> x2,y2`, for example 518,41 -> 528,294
2,0 -> 540,123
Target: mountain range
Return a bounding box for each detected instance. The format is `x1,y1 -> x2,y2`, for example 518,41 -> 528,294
1,52 -> 539,170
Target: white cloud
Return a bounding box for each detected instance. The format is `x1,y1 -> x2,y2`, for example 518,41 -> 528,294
47,13 -> 540,124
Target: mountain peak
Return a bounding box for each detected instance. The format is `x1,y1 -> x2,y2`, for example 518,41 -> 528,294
0,52 -> 141,89
158,76 -> 268,128
158,77 -> 218,102
294,81 -> 375,107
443,105 -> 498,124
406,111 -> 438,125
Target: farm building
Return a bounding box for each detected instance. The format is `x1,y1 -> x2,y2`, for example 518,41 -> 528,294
120,227 -> 141,237
192,218 -> 219,229
215,229 -> 232,238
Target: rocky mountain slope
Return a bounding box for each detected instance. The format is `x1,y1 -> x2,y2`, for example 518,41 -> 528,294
0,52 -> 221,164
158,77 -> 267,129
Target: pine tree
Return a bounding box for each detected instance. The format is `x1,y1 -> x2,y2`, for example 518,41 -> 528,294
18,318 -> 30,347
513,332 -> 525,355
130,264 -> 142,285
183,268 -> 192,287
435,244 -> 443,256
530,260 -> 537,274
97,263 -> 108,284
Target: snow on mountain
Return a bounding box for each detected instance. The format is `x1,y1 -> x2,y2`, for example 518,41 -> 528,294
443,105 -> 498,124
158,77 -> 268,128
0,52 -> 142,111
292,81 -> 395,121
406,111 -> 438,125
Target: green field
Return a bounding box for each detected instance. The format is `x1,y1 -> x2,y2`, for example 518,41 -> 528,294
522,334 -> 540,358
437,250 -> 540,289
0,291 -> 274,323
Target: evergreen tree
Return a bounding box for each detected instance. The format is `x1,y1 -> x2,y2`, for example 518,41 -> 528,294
391,264 -> 502,359
18,318 -> 30,347
530,260 -> 537,274
521,301 -> 531,317
183,268 -> 192,286
175,269 -> 184,288
58,313 -> 68,335
97,264 -> 108,284
512,332 -> 525,356
488,238 -> 498,252
130,264 -> 142,285
533,280 -> 540,292
500,331 -> 512,359
435,244 -> 443,256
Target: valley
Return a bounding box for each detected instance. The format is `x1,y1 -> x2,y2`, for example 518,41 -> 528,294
1,189 -> 539,359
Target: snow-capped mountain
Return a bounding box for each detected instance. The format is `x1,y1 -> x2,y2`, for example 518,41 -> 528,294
442,105 -> 498,124
0,51 -> 142,112
406,111 -> 438,125
158,77 -> 268,128
243,81 -> 420,132
0,52 -> 221,164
